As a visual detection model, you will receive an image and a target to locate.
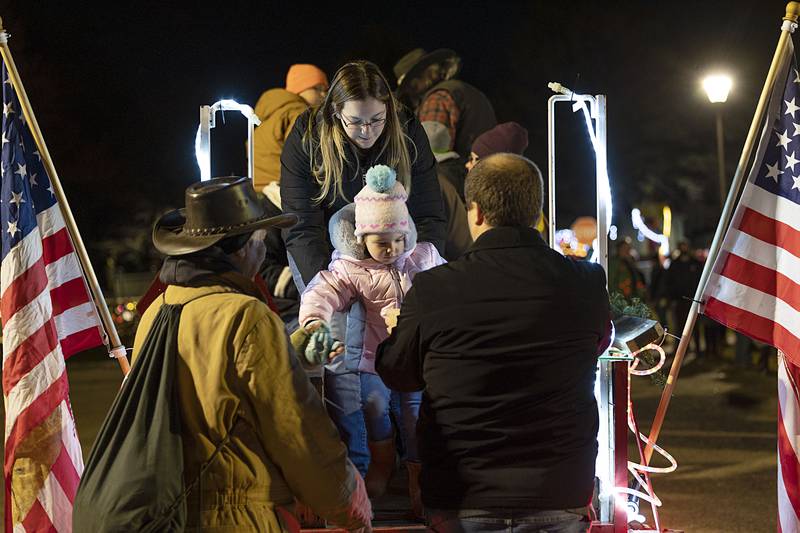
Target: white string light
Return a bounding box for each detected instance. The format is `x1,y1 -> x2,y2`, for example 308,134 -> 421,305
195,99 -> 261,181
632,208 -> 670,256
611,341 -> 678,530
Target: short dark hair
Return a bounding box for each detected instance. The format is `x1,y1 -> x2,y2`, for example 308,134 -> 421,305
464,153 -> 543,227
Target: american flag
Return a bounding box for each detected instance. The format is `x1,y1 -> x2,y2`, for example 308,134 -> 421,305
1,59 -> 105,531
700,37 -> 800,530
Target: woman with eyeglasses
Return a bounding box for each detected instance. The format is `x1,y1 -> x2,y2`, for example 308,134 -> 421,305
281,60 -> 445,284
280,60 -> 446,518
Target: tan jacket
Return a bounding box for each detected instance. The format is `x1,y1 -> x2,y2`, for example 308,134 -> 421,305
133,278 -> 367,532
253,89 -> 308,189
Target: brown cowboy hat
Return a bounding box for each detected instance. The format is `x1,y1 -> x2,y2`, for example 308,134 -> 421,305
393,48 -> 460,88
153,176 -> 297,256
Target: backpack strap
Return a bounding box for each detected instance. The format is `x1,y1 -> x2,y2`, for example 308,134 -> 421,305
155,412 -> 242,525
151,289 -> 246,526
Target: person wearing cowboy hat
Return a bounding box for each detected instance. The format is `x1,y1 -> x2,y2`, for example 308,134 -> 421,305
134,176 -> 373,532
394,48 -> 496,180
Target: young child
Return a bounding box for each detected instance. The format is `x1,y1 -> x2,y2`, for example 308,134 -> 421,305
299,164 -> 445,518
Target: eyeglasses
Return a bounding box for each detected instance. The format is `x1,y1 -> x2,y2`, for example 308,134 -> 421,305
338,114 -> 386,131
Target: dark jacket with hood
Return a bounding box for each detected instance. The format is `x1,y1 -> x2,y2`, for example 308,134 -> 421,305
376,227 -> 611,511
258,196 -> 300,325
280,108 -> 447,286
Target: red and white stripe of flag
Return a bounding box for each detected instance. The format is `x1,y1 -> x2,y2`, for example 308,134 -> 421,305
2,202 -> 103,532
779,353 -> 800,532
704,185 -> 800,365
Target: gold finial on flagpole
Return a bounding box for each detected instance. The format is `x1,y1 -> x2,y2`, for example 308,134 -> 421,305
786,2 -> 800,22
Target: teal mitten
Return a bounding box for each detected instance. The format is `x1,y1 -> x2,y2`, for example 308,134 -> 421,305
303,320 -> 337,366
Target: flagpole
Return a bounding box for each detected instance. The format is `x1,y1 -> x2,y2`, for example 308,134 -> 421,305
0,19 -> 130,376
644,1 -> 800,463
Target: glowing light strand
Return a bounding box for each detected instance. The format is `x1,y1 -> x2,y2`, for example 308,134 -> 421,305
194,99 -> 261,181
574,98 -> 613,264
631,208 -> 670,256
612,341 -> 678,530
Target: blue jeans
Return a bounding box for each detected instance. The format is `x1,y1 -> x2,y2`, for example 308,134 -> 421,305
391,390 -> 422,462
324,370 -> 421,476
426,508 -> 591,533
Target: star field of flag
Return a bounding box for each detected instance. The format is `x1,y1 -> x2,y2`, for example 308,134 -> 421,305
754,54 -> 800,207
1,63 -> 56,260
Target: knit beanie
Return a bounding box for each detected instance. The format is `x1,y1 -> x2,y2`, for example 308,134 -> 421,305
471,121 -> 529,158
285,64 -> 329,95
354,165 -> 411,241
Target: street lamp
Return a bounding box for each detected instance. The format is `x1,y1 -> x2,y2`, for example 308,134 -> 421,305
702,74 -> 733,210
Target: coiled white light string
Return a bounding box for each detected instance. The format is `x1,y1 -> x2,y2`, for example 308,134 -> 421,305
608,338 -> 678,532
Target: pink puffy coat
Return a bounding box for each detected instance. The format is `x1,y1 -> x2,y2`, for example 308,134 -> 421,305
299,204 -> 446,373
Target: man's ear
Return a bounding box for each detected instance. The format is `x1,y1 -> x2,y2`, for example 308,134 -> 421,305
471,202 -> 485,226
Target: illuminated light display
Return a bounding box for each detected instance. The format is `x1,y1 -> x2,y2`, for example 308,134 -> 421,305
194,99 -> 261,181
632,207 -> 670,257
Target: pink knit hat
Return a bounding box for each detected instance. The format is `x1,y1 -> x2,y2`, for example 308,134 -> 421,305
354,165 -> 411,241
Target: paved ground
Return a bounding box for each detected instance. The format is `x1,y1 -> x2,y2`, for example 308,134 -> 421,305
632,355 -> 777,532
0,348 -> 779,532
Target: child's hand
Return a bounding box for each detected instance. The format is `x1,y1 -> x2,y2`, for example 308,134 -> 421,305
295,320 -> 343,366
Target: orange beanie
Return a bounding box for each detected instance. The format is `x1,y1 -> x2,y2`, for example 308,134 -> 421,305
285,64 -> 329,95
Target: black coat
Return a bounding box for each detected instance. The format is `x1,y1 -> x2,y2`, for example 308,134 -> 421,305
258,198 -> 299,324
376,227 -> 611,511
280,109 -> 447,285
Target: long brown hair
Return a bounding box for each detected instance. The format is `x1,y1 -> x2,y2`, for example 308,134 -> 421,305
303,60 -> 415,204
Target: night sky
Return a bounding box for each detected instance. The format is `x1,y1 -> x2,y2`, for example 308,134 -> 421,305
0,1 -> 793,262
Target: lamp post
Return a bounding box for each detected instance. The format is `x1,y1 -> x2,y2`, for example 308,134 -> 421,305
703,74 -> 733,210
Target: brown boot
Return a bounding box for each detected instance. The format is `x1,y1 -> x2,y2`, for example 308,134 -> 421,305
406,461 -> 424,520
365,438 -> 396,497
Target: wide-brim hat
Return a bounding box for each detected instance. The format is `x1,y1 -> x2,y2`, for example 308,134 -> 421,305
153,176 -> 297,256
394,48 -> 460,88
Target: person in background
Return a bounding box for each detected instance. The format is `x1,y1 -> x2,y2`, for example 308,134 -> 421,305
253,64 -> 328,328
394,48 -> 496,175
666,240 -> 704,357
136,177 -> 371,531
462,121 -> 550,238
422,120 -> 472,260
253,64 -> 329,191
608,237 -> 647,301
258,185 -> 301,329
465,121 -> 530,176
377,154 -> 610,532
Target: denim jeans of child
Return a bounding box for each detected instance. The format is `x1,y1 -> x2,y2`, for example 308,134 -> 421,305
426,508 -> 591,533
390,389 -> 422,462
324,369 -> 422,476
